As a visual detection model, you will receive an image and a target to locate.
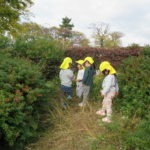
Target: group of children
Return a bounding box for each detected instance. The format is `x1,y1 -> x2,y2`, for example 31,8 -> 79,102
59,57 -> 119,123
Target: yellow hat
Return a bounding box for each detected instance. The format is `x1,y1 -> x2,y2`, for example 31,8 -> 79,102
99,61 -> 117,75
60,57 -> 72,69
76,60 -> 85,69
76,60 -> 84,65
84,57 -> 94,64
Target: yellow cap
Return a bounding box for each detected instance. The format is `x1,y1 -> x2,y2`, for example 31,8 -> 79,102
84,57 -> 94,64
76,60 -> 85,69
76,60 -> 84,65
60,57 -> 72,69
99,61 -> 117,75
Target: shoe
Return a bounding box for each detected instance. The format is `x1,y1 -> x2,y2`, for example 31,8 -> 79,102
96,110 -> 106,116
78,102 -> 86,107
102,117 -> 112,123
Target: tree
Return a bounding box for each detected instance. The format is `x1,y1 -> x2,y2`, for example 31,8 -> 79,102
14,22 -> 43,38
91,22 -> 110,47
0,0 -> 33,34
59,17 -> 74,40
109,31 -> 124,47
91,22 -> 123,48
59,17 -> 74,30
71,31 -> 89,47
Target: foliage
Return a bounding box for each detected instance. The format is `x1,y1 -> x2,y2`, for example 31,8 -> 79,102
13,22 -> 51,39
12,37 -> 65,79
71,31 -> 90,47
0,0 -> 33,34
115,53 -> 150,118
141,46 -> 150,57
66,47 -> 140,67
59,17 -> 74,30
59,17 -> 74,40
0,35 -> 12,49
91,22 -> 124,48
0,53 -> 50,149
127,43 -> 141,49
91,118 -> 150,150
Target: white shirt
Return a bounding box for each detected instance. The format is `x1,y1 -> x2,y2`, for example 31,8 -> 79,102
59,69 -> 74,87
76,69 -> 85,86
101,74 -> 119,95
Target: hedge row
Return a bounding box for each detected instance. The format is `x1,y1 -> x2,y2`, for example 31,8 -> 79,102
0,53 -> 51,149
65,47 -> 141,67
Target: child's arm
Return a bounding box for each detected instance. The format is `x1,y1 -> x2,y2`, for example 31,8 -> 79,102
68,70 -> 74,80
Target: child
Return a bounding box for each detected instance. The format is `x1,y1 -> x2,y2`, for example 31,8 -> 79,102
76,60 -> 85,99
79,57 -> 95,107
59,57 -> 74,109
96,61 -> 119,123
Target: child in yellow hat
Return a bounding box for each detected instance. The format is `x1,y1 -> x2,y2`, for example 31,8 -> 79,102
78,57 -> 95,107
59,57 -> 74,109
76,60 -> 85,99
96,61 -> 119,123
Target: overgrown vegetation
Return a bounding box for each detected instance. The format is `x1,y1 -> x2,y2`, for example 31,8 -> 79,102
0,36 -> 63,149
12,37 -> 65,79
0,34 -> 149,150
0,53 -> 50,149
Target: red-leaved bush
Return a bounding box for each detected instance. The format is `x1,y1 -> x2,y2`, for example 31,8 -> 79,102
65,47 -> 141,67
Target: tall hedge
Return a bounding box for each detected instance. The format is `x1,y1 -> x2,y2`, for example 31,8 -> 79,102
114,48 -> 150,118
0,54 -> 49,149
65,47 -> 141,67
12,38 -> 65,79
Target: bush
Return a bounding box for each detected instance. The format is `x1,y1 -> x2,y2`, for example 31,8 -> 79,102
0,54 -> 50,149
91,118 -> 150,150
13,38 -> 65,79
123,119 -> 150,150
114,51 -> 150,118
141,46 -> 150,57
0,36 -> 12,49
65,47 -> 141,67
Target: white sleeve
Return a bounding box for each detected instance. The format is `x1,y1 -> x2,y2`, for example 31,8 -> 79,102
101,76 -> 113,95
68,70 -> 74,80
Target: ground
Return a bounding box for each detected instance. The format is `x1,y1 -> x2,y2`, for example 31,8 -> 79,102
25,98 -> 128,150
25,100 -> 109,150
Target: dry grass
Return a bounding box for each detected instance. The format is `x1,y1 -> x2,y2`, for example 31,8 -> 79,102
26,101 -> 104,150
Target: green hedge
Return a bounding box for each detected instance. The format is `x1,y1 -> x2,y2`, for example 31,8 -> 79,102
0,54 -> 49,149
13,38 -> 65,79
115,53 -> 150,118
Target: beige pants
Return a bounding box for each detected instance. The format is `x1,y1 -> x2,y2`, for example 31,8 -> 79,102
101,92 -> 116,117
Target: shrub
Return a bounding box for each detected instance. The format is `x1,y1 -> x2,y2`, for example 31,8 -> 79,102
0,36 -> 12,49
123,119 -> 150,150
65,47 -> 141,68
127,43 -> 141,49
91,119 -> 150,150
114,51 -> 150,118
0,54 -> 50,149
141,46 -> 150,57
12,38 -> 65,79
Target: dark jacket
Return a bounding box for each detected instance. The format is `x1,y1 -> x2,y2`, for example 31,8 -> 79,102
82,66 -> 95,87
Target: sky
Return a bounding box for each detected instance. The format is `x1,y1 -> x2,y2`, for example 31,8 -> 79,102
29,0 -> 150,46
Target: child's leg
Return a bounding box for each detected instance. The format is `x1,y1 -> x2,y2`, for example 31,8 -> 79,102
102,92 -> 116,122
64,87 -> 72,103
60,85 -> 72,109
82,85 -> 90,104
96,96 -> 107,116
76,84 -> 84,98
105,92 -> 115,117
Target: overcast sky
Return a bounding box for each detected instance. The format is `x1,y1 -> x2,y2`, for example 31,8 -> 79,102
30,0 -> 150,46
